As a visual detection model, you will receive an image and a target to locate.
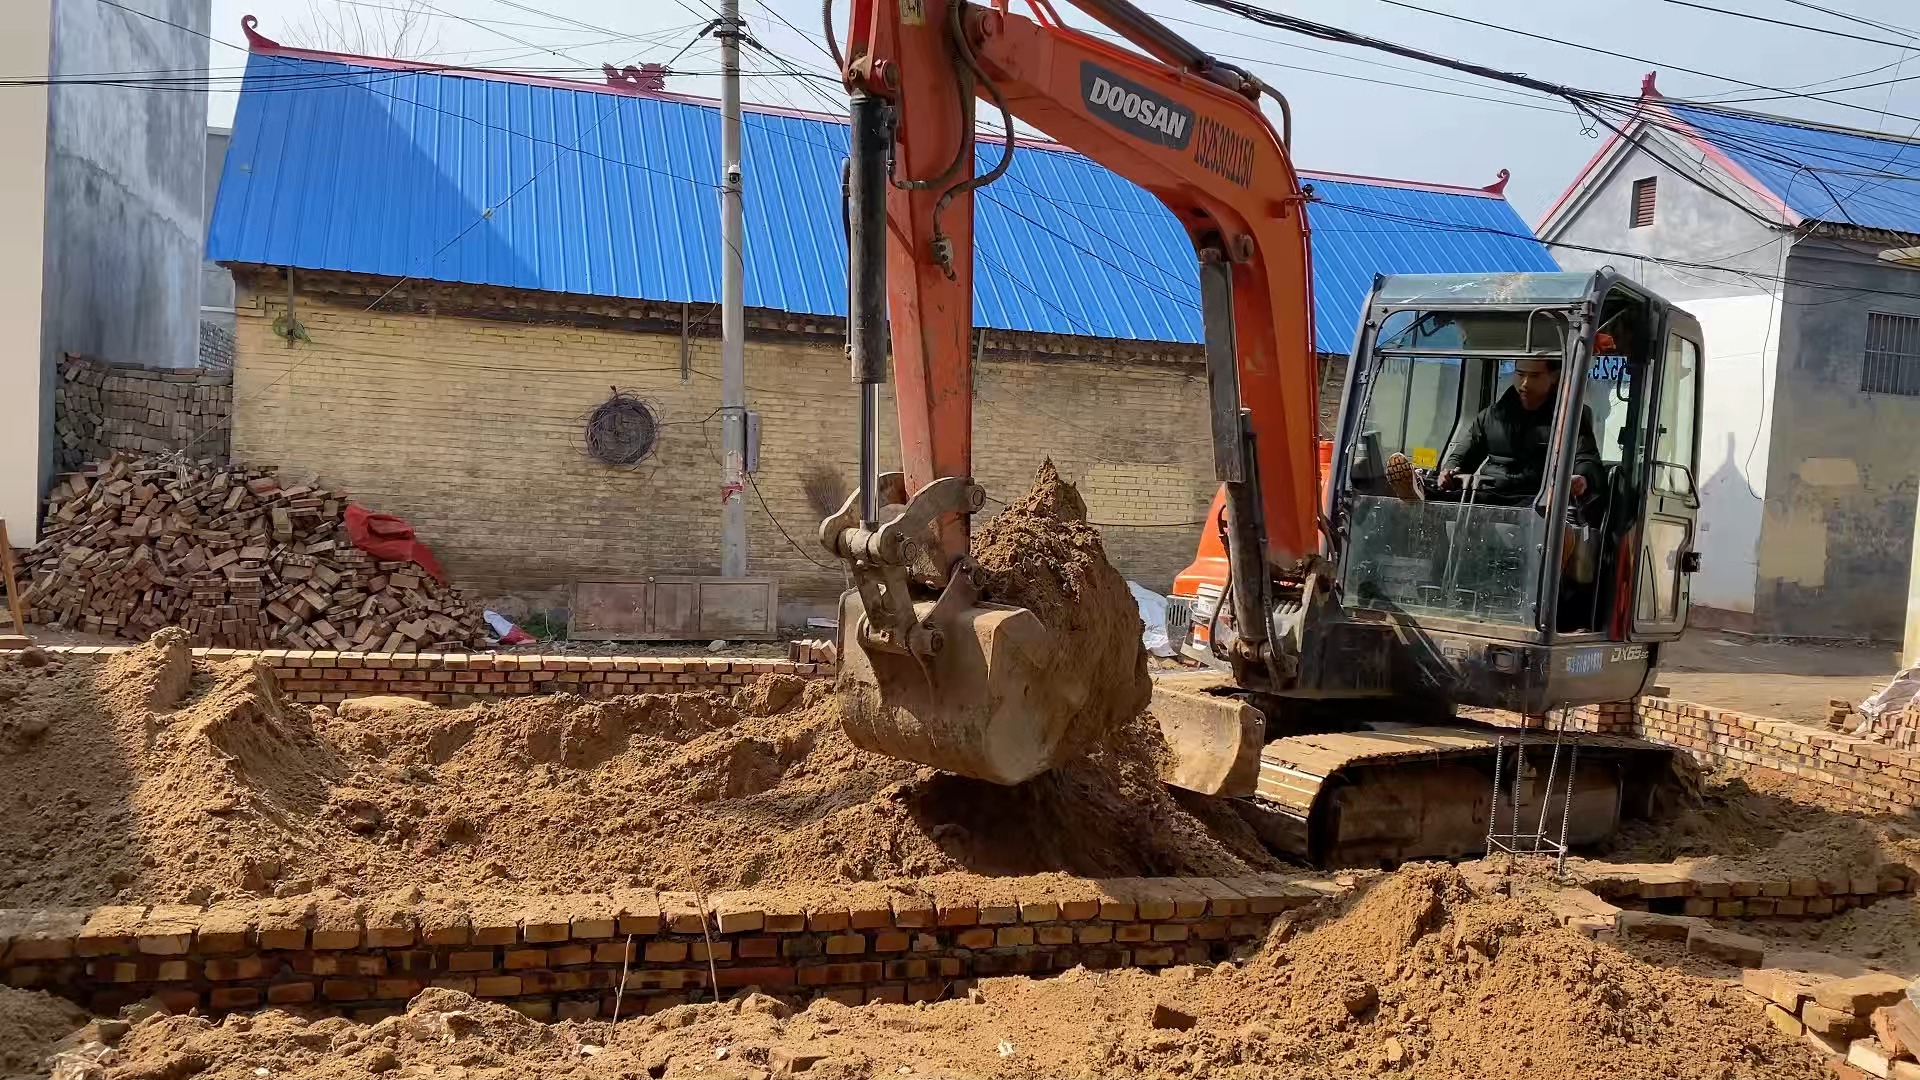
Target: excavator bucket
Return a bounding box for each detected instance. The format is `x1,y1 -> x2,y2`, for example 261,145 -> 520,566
833,587 -> 1089,786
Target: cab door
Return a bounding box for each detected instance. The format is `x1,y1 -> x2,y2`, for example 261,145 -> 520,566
1630,315 -> 1704,638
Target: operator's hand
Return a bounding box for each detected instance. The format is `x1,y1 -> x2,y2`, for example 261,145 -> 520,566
1437,468 -> 1459,489
1571,475 -> 1589,499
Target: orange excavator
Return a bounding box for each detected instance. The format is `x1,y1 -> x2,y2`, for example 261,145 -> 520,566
820,0 -> 1705,865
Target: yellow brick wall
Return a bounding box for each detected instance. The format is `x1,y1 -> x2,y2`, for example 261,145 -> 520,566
232,288 -> 1219,620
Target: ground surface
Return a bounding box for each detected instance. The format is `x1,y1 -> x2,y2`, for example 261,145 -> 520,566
10,623 -> 799,658
1661,630 -> 1898,722
5,867 -> 1830,1080
1601,762 -> 1920,881
0,638 -> 1278,908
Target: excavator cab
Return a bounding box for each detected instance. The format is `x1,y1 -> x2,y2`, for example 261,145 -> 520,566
1171,271 -> 1704,713
1156,271 -> 1705,864
1324,271 -> 1704,713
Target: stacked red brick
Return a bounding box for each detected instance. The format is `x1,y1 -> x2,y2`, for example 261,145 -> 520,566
20,454 -> 487,650
0,874 -> 1345,1020
1567,859 -> 1912,919
1744,965 -> 1920,1077
1635,698 -> 1920,815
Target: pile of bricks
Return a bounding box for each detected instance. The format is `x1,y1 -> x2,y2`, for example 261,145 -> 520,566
788,637 -> 836,667
1745,965 -> 1920,1078
51,354 -> 232,470
1565,859 -> 1914,919
19,454 -> 488,650
0,874 -> 1347,1021
1542,889 -> 1785,965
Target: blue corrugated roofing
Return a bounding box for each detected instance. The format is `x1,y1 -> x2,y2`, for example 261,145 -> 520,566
1669,103 -> 1920,236
209,48 -> 1557,354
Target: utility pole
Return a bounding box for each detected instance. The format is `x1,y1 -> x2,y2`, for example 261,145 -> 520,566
718,0 -> 748,578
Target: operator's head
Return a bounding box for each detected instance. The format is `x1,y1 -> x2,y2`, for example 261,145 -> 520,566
1512,354 -> 1560,411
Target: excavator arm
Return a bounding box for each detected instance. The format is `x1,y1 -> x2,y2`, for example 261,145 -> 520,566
822,0 -> 1321,783
841,0 -> 1319,570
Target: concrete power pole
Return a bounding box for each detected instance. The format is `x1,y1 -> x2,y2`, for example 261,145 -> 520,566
718,0 -> 748,578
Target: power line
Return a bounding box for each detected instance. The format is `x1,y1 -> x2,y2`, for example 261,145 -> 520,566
1776,0 -> 1920,39
1153,2 -> 1563,106
1653,0 -> 1919,49
1314,194 -> 1920,303
1350,0 -> 1920,128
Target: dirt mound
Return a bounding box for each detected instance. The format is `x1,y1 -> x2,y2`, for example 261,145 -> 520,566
1603,764 -> 1920,882
65,868 -> 1824,1080
1143,864 -> 1821,1078
897,714 -> 1277,878
972,459 -> 1151,759
0,635 -> 1274,907
0,986 -> 88,1078
1738,895 -> 1920,976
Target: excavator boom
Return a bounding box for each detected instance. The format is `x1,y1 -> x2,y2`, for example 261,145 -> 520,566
821,0 -> 1325,785
839,0 -> 1320,572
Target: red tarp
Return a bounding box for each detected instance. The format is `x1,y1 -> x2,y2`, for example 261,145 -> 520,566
344,504 -> 447,583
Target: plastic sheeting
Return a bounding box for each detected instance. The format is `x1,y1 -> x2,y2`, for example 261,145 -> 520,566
1129,581 -> 1178,657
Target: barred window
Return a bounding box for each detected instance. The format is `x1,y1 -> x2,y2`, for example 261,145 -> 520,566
1863,311 -> 1920,396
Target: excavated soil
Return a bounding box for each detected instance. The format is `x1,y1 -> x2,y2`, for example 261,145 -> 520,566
970,460 -> 1152,759
0,632 -> 1278,908
1736,894 -> 1920,976
0,987 -> 88,1079
6,867 -> 1824,1080
1602,763 -> 1920,881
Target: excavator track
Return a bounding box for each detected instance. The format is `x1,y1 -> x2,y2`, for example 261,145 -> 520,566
1252,725 -> 1671,867
1151,672 -> 1674,867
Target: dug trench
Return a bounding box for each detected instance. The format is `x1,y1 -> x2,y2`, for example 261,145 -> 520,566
0,463 -> 1914,1078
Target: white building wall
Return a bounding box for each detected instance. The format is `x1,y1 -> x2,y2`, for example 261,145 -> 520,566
0,5 -> 51,546
1679,292 -> 1782,615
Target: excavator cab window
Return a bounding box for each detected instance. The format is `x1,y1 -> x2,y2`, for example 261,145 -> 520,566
1334,283 -> 1682,643
1337,306 -> 1569,629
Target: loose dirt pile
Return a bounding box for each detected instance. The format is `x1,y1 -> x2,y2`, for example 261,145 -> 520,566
1603,763 -> 1920,881
0,987 -> 88,1079
0,629 -> 1276,907
970,459 -> 1151,759
3,867 -> 1823,1080
1736,894 -> 1920,976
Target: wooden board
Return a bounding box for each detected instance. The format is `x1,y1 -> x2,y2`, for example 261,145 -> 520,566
0,519 -> 26,637
570,576 -> 779,641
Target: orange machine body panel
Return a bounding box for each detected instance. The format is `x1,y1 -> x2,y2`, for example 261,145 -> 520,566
1172,438 -> 1330,618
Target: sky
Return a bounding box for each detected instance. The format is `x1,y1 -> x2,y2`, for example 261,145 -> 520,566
189,0 -> 1920,221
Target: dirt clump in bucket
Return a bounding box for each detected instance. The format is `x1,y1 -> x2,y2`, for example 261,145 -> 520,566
970,459 -> 1151,759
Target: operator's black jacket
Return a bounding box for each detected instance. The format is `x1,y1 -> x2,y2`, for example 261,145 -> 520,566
1441,386 -> 1604,507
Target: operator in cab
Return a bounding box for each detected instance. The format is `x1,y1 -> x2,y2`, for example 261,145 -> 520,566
1437,353 -> 1603,508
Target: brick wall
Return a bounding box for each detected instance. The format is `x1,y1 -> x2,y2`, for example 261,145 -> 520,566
228,272 -> 1220,619
198,318 -> 235,371
53,353 -> 232,470
1630,697 -> 1920,815
19,645 -> 825,706
0,874 -> 1345,1020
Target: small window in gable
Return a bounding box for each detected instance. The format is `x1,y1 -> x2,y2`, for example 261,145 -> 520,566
1631,177 -> 1657,228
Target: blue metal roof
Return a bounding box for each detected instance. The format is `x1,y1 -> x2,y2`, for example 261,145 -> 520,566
1669,103 -> 1920,235
210,49 -> 1557,354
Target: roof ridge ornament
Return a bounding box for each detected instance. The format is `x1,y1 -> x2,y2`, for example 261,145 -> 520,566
1641,71 -> 1661,98
1482,169 -> 1511,196
240,15 -> 279,50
